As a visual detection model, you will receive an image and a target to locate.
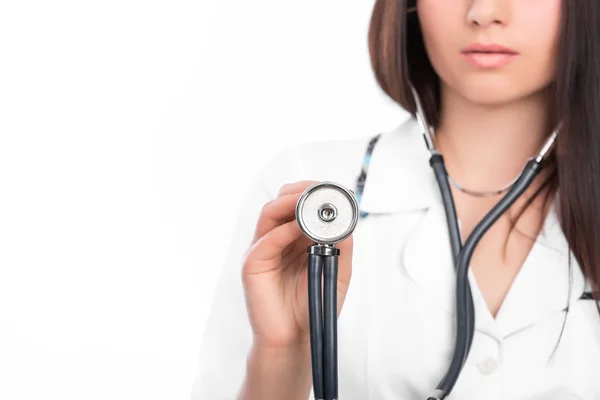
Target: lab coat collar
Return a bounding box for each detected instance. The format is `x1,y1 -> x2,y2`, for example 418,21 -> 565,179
358,117 -> 441,215
359,116 -> 586,338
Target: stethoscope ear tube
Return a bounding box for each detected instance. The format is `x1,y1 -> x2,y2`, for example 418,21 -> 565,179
430,159 -> 543,399
429,154 -> 476,359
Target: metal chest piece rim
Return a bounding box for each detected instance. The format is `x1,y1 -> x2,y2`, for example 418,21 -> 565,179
295,181 -> 359,245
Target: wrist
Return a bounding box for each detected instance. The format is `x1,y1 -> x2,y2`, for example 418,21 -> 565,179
240,341 -> 313,400
252,334 -> 311,352
250,339 -> 311,367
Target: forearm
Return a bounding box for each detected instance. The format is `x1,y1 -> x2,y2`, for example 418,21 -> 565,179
238,343 -> 313,400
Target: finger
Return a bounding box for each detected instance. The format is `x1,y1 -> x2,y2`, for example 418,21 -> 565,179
281,234 -> 313,273
250,181 -> 318,244
251,193 -> 301,245
276,180 -> 319,198
250,181 -> 317,245
244,220 -> 304,275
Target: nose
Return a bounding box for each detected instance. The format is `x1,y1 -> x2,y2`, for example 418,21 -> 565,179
466,0 -> 508,28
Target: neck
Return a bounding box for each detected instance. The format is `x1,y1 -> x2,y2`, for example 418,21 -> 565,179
434,84 -> 554,191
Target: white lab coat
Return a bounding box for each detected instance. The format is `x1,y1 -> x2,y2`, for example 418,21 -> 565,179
192,117 -> 600,400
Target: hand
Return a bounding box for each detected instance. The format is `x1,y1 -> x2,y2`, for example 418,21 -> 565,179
241,180 -> 354,350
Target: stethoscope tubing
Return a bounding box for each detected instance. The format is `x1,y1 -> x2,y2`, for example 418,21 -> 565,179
428,158 -> 544,400
430,153 -> 476,360
323,256 -> 339,399
411,79 -> 554,397
308,248 -> 340,400
308,254 -> 325,399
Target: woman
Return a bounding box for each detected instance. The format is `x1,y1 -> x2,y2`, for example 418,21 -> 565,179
193,0 -> 600,399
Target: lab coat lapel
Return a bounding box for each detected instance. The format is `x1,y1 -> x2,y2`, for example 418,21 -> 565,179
402,203 -> 457,314
357,117 -> 491,326
357,118 -> 471,320
400,203 -> 499,336
495,201 -> 586,337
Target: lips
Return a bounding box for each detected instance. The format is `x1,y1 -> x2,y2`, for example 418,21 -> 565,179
461,43 -> 519,68
462,43 -> 518,54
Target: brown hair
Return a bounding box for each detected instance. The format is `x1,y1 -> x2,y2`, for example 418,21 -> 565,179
367,0 -> 600,306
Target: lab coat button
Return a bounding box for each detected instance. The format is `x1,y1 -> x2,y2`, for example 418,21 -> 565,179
477,357 -> 498,375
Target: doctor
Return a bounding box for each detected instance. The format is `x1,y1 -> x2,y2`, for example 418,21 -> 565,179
193,0 -> 600,399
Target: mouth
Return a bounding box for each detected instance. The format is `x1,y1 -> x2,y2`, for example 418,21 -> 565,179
461,43 -> 519,68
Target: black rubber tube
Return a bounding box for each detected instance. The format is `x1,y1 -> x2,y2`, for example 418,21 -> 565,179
308,254 -> 325,399
434,159 -> 542,398
430,155 -> 476,369
323,255 -> 339,400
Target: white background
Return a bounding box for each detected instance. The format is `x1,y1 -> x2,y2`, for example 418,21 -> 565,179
0,1 -> 406,399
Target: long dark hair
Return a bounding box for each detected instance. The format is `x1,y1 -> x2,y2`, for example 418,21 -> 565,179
367,0 -> 600,308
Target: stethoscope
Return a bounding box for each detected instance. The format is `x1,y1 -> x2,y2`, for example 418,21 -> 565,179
295,87 -> 559,400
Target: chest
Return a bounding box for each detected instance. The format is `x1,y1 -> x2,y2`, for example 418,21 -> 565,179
468,229 -> 533,318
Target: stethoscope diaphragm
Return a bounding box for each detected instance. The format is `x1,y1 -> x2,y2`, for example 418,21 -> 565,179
295,181 -> 359,245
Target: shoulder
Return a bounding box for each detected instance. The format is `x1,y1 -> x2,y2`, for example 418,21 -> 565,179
255,117 -> 422,198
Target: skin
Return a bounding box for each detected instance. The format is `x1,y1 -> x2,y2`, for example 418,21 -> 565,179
417,0 -> 562,317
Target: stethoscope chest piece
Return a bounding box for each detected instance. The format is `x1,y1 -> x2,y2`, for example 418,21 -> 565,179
295,181 -> 359,245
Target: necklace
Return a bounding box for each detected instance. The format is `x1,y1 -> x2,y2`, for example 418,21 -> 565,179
446,169 -> 521,197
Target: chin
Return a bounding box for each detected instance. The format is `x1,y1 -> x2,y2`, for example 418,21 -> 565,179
456,80 -> 527,107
